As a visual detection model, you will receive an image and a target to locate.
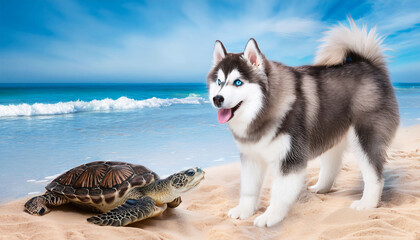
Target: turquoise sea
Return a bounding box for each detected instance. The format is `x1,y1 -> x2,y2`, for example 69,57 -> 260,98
0,83 -> 419,203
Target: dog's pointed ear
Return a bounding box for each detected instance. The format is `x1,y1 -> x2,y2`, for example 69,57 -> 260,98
244,38 -> 263,68
213,40 -> 227,66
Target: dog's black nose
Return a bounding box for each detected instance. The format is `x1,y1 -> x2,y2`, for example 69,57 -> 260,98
213,95 -> 224,107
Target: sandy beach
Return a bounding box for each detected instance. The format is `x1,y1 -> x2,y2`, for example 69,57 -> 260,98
1,125 -> 419,240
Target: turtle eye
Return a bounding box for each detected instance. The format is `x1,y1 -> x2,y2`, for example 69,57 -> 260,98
217,79 -> 221,86
233,79 -> 243,87
186,169 -> 195,176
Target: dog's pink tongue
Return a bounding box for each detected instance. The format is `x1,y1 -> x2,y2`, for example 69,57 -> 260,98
217,108 -> 232,124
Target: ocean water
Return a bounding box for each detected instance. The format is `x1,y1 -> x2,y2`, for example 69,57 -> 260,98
0,83 -> 419,203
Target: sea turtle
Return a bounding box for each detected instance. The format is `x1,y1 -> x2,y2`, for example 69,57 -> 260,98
24,161 -> 205,226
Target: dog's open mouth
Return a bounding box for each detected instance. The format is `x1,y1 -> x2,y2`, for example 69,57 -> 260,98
217,101 -> 242,124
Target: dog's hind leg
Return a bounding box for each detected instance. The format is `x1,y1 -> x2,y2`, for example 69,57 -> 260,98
309,135 -> 348,193
349,120 -> 396,210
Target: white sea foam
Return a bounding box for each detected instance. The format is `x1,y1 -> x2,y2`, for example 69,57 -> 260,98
213,158 -> 225,162
44,174 -> 61,180
26,173 -> 62,184
27,191 -> 41,195
0,94 -> 207,117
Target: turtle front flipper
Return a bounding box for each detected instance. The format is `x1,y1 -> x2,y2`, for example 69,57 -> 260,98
87,197 -> 167,226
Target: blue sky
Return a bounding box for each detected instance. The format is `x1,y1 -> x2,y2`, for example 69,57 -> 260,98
0,0 -> 419,83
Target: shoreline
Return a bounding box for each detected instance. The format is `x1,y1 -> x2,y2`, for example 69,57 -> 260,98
1,124 -> 419,239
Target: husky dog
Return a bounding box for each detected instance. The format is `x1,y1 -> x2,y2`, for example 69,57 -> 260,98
206,19 -> 399,227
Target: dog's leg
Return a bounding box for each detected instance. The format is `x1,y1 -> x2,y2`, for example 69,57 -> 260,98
228,155 -> 267,220
350,127 -> 387,210
254,166 -> 305,227
309,135 -> 347,193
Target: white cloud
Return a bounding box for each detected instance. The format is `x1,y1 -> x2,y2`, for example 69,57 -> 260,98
0,0 -> 418,82
0,1 -> 327,81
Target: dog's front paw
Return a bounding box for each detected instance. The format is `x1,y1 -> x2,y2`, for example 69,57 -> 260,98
253,207 -> 284,227
350,199 -> 378,210
228,205 -> 254,220
308,183 -> 331,194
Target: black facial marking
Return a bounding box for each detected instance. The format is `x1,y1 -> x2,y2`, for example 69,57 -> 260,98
219,78 -> 228,91
221,55 -> 253,83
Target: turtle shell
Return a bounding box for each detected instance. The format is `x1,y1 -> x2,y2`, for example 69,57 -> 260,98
46,161 -> 158,205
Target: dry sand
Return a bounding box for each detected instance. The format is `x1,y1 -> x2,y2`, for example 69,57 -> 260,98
1,125 -> 420,240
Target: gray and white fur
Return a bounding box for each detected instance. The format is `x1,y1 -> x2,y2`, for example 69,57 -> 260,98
206,19 -> 399,227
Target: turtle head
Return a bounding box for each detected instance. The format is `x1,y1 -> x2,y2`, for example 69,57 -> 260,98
24,196 -> 51,216
169,167 -> 205,194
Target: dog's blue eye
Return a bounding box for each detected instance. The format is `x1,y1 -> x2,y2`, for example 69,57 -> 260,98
234,79 -> 243,86
217,79 -> 221,86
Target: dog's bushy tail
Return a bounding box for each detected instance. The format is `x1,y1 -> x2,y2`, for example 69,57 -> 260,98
314,18 -> 387,70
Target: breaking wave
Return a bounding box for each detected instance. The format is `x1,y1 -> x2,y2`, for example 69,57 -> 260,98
0,94 -> 207,117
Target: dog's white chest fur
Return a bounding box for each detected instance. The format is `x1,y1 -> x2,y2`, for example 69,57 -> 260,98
235,131 -> 291,164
